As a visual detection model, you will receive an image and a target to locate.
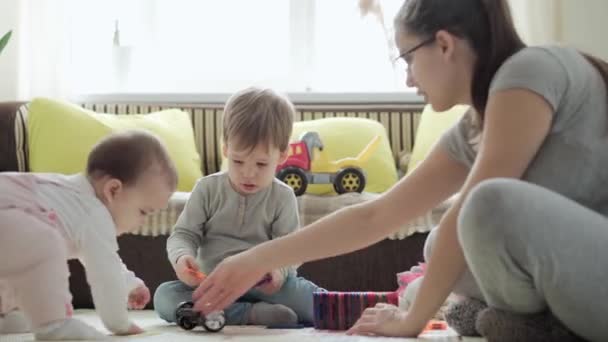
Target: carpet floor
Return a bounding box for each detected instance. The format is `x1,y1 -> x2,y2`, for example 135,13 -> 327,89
0,310 -> 486,341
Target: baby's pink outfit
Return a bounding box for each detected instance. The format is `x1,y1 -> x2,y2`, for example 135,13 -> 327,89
0,173 -> 141,334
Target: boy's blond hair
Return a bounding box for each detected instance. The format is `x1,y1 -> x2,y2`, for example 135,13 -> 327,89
222,87 -> 295,152
87,130 -> 178,189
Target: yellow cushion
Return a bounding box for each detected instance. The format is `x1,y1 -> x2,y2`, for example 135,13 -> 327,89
222,117 -> 398,195
27,98 -> 202,192
407,104 -> 468,173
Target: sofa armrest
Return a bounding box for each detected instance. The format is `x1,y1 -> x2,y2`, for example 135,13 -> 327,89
0,101 -> 27,172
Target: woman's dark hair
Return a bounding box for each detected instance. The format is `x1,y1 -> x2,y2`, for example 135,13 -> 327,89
583,53 -> 608,119
395,0 -> 525,118
396,0 -> 608,125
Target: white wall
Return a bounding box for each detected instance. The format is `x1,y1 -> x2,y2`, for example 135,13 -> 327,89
0,0 -> 20,101
510,0 -> 560,46
510,0 -> 608,59
559,0 -> 608,59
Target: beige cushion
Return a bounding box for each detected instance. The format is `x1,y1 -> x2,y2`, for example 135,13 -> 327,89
27,98 -> 202,192
297,193 -> 455,239
133,191 -> 454,239
133,192 -> 189,236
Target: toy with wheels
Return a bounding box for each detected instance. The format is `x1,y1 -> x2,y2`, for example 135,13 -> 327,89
175,301 -> 226,332
276,132 -> 380,196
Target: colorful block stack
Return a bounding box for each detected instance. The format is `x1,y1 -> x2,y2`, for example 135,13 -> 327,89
312,291 -> 399,330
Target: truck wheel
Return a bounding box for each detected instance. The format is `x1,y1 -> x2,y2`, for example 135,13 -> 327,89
334,168 -> 365,194
277,167 -> 308,196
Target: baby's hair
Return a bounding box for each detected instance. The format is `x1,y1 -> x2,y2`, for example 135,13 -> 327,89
87,130 -> 178,189
222,87 -> 295,152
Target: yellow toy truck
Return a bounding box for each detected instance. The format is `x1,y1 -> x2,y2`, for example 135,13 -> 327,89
276,131 -> 380,196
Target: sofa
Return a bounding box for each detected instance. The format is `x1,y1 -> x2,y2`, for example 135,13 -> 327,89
0,100 -> 439,310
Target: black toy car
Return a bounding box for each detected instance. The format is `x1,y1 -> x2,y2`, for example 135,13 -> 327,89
175,301 -> 226,332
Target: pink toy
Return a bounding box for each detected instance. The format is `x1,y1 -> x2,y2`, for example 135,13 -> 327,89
396,262 -> 426,296
424,320 -> 448,331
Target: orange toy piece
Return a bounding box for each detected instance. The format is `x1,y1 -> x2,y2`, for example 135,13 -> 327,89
187,268 -> 206,280
187,268 -> 272,287
424,320 -> 448,331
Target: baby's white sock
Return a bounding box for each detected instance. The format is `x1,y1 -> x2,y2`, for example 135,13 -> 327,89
0,310 -> 31,333
34,318 -> 107,341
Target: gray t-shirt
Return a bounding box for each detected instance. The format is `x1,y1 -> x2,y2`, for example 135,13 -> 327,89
167,172 -> 300,275
440,46 -> 608,215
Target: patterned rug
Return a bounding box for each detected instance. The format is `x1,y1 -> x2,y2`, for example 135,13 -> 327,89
0,310 -> 486,341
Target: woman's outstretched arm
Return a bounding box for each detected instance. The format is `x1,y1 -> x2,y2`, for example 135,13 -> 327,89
193,141 -> 468,313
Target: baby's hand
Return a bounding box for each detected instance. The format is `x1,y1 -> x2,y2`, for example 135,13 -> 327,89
176,255 -> 204,287
255,269 -> 284,295
128,285 -> 151,310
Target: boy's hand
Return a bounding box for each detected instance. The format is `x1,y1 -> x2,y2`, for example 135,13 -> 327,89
255,269 -> 284,295
128,285 -> 150,310
176,255 -> 204,287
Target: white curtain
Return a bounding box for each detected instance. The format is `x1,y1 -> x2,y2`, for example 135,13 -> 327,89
508,0 -> 608,59
0,0 -> 20,101
508,0 -> 562,46
0,0 -> 72,101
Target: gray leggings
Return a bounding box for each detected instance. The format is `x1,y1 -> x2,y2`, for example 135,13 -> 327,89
424,178 -> 608,342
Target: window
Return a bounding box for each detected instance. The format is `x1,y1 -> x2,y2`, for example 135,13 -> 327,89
68,0 -> 409,95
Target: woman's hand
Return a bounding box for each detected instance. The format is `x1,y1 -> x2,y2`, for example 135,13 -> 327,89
192,252 -> 267,314
346,303 -> 422,337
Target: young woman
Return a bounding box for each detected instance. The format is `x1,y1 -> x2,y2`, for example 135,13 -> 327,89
192,1 -> 608,340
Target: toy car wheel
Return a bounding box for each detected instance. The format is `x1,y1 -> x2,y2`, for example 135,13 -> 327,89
178,316 -> 197,330
276,167 -> 308,196
202,311 -> 226,332
176,301 -> 198,330
334,168 -> 365,194
177,301 -> 194,309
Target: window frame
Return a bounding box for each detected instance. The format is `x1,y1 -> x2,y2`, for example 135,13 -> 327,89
71,0 -> 421,103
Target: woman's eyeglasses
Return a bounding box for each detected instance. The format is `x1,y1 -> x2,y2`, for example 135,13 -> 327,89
394,37 -> 436,65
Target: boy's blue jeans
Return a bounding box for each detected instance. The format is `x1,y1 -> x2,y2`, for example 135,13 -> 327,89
154,274 -> 322,325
